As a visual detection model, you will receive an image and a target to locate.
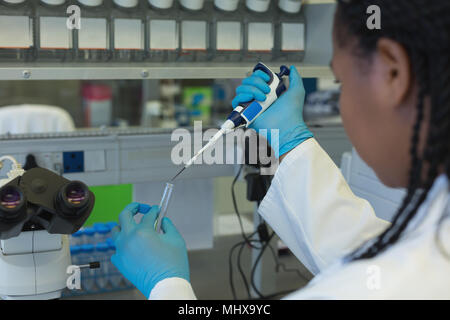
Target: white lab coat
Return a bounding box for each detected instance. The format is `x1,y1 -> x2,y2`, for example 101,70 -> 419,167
149,138 -> 450,300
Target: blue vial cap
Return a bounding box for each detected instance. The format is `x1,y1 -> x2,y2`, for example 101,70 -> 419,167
81,244 -> 94,253
93,223 -> 110,234
72,230 -> 83,238
83,227 -> 95,236
95,242 -> 109,252
70,245 -> 81,254
106,238 -> 116,250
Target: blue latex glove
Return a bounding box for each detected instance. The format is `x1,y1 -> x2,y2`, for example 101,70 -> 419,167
111,202 -> 190,298
232,66 -> 313,157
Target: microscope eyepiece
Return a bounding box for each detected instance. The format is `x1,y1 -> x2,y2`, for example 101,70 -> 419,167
0,186 -> 25,220
56,181 -> 90,217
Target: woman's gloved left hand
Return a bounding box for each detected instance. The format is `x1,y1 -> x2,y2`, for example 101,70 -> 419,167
111,202 -> 190,298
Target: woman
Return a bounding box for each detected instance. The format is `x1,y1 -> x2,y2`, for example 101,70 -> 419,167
111,0 -> 450,299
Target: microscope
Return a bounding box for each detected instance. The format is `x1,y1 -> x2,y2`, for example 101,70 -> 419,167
0,155 -> 94,299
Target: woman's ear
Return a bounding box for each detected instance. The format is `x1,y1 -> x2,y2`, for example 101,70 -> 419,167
375,38 -> 412,108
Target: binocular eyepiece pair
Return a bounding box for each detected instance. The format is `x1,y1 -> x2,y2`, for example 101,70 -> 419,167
0,167 -> 95,240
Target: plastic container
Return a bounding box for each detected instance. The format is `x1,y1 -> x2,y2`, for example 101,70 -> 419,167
147,0 -> 179,62
70,229 -> 84,246
178,0 -> 210,62
70,245 -> 81,265
75,0 -> 111,62
94,242 -> 109,290
36,0 -> 73,61
82,227 -> 96,244
106,238 -> 124,289
211,0 -> 243,62
93,223 -> 111,243
274,0 -> 305,62
80,244 -> 96,293
243,0 -> 274,62
111,0 -> 146,61
0,0 -> 35,62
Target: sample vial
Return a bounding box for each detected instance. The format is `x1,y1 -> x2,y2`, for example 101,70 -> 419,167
155,182 -> 174,233
0,0 -> 35,62
70,229 -> 84,246
274,0 -> 305,62
147,0 -> 179,62
80,244 -> 96,293
178,0 -> 210,62
243,0 -> 274,62
94,242 -> 109,290
211,0 -> 243,62
75,0 -> 111,62
36,0 -> 74,61
93,223 -> 110,243
106,238 -> 124,289
82,226 -> 95,244
111,0 -> 146,62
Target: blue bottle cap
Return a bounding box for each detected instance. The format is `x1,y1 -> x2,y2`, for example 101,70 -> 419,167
95,242 -> 109,252
106,238 -> 116,250
70,245 -> 81,254
81,244 -> 94,253
93,223 -> 110,235
107,222 -> 118,229
83,227 -> 95,236
72,230 -> 83,238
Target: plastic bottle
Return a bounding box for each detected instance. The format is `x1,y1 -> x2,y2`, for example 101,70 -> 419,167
75,0 -> 111,62
36,0 -> 74,61
82,226 -> 96,244
111,0 -> 146,61
211,0 -> 243,62
94,242 -> 109,290
178,0 -> 210,62
106,238 -> 124,289
70,245 -> 81,265
70,229 -> 84,246
80,244 -> 96,293
243,0 -> 274,62
0,0 -> 35,62
274,0 -> 305,62
93,223 -> 111,243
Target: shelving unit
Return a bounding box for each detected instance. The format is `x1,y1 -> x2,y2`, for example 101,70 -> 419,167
0,1 -> 336,80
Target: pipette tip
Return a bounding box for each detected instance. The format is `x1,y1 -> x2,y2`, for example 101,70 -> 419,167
170,166 -> 186,182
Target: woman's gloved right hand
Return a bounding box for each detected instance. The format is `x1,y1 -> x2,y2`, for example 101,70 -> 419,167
232,65 -> 313,157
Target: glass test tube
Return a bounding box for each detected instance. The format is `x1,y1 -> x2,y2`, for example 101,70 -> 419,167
155,182 -> 174,233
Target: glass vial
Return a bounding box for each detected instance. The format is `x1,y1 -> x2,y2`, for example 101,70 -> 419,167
75,0 -> 111,62
243,0 -> 274,63
111,0 -> 146,61
274,0 -> 305,62
0,0 -> 35,62
36,0 -> 73,61
178,0 -> 210,62
147,0 -> 178,62
211,0 -> 243,62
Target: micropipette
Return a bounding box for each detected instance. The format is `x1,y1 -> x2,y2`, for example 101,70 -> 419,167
170,62 -> 290,182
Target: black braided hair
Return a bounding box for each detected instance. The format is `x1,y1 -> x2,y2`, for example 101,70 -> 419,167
334,0 -> 450,261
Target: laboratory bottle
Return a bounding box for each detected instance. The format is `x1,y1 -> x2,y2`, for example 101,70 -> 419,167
178,0 -> 210,62
70,245 -> 81,265
94,242 -> 109,290
0,0 -> 35,62
36,0 -> 74,61
274,0 -> 305,62
243,0 -> 274,62
106,238 -> 124,289
93,222 -> 110,243
147,0 -> 179,62
82,226 -> 95,244
211,0 -> 243,62
80,244 -> 96,293
106,221 -> 118,238
111,0 -> 146,62
70,229 -> 84,246
75,0 -> 111,62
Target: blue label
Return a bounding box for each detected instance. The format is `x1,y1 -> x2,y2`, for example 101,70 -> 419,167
242,101 -> 263,122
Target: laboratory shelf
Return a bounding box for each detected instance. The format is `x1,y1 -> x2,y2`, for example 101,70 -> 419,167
0,62 -> 333,80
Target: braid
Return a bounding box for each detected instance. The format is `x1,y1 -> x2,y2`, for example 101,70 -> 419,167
336,0 -> 450,261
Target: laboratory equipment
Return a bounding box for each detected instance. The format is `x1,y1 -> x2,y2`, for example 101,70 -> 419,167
94,242 -> 109,290
80,244 -> 96,292
211,0 -> 243,62
155,182 -> 174,233
147,0 -> 179,62
82,226 -> 96,244
93,223 -> 110,243
243,0 -> 274,62
111,0 -> 146,61
178,0 -> 210,62
274,0 -> 306,62
36,0 -> 73,61
0,0 -> 35,62
171,62 -> 290,181
75,0 -> 111,62
0,155 -> 95,299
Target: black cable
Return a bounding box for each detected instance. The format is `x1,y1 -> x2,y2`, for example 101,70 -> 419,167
267,243 -> 310,282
